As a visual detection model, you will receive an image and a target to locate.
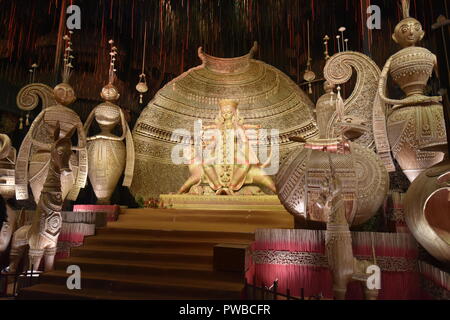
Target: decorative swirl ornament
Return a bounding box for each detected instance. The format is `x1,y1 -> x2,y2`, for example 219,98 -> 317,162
324,51 -> 395,172
16,83 -> 57,112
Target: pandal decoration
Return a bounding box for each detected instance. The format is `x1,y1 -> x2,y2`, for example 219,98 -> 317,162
14,31 -> 87,203
132,42 -> 318,199
403,12 -> 450,265
276,46 -> 389,228
378,0 -> 447,182
6,123 -> 77,273
251,228 -> 421,299
84,40 -> 135,205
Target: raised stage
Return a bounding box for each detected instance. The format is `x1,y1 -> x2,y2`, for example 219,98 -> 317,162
18,207 -> 294,300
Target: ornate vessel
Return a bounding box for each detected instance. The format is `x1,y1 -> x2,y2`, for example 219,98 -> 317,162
404,154 -> 450,263
378,3 -> 446,182
132,43 -> 318,199
277,140 -> 389,227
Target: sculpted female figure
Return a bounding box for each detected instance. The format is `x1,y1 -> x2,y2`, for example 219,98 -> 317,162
378,0 -> 447,182
15,32 -> 87,202
84,40 -> 134,204
84,101 -> 134,204
178,99 -> 276,195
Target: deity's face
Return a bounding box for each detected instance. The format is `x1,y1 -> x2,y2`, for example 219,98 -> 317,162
221,105 -> 236,121
392,18 -> 424,47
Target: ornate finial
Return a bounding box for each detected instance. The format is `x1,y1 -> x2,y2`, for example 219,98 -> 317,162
108,39 -> 118,85
62,31 -> 74,84
401,0 -> 410,19
29,63 -> 38,83
136,23 -> 149,104
323,35 -> 330,60
336,35 -> 341,52
338,27 -> 346,51
101,40 -> 120,102
344,39 -> 349,51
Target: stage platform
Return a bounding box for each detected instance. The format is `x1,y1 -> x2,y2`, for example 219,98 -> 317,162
159,194 -> 287,211
17,207 -> 294,300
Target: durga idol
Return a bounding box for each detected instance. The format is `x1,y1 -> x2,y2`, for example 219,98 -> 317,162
178,99 -> 276,195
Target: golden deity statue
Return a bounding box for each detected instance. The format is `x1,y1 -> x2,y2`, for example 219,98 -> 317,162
178,99 -> 276,195
378,0 -> 447,182
84,41 -> 134,204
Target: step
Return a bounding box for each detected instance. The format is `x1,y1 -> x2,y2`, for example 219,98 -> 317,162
95,228 -> 255,241
36,270 -> 244,299
53,256 -> 243,282
18,283 -> 217,300
83,234 -> 252,249
115,213 -> 289,225
69,245 -> 213,264
121,208 -> 288,216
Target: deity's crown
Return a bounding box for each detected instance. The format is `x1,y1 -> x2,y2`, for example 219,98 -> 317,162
219,99 -> 238,110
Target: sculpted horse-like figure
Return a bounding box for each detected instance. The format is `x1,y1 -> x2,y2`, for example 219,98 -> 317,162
317,162 -> 380,300
3,122 -> 76,272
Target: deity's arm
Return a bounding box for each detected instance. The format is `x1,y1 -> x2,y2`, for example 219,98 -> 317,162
378,56 -> 442,108
243,124 -> 261,129
202,124 -> 218,130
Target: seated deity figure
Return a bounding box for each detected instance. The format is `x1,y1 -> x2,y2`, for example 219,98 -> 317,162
378,0 -> 447,182
178,99 -> 276,195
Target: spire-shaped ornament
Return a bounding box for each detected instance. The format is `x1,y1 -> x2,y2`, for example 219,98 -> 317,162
100,40 -> 120,102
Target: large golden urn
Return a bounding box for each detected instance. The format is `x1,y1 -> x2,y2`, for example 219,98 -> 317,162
276,139 -> 389,227
131,43 -> 318,198
404,157 -> 450,263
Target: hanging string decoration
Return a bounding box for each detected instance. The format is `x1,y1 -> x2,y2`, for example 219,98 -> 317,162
136,22 -> 149,105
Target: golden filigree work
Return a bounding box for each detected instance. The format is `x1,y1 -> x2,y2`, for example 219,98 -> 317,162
132,43 -> 318,198
378,11 -> 447,182
85,102 -> 134,204
14,84 -> 87,203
